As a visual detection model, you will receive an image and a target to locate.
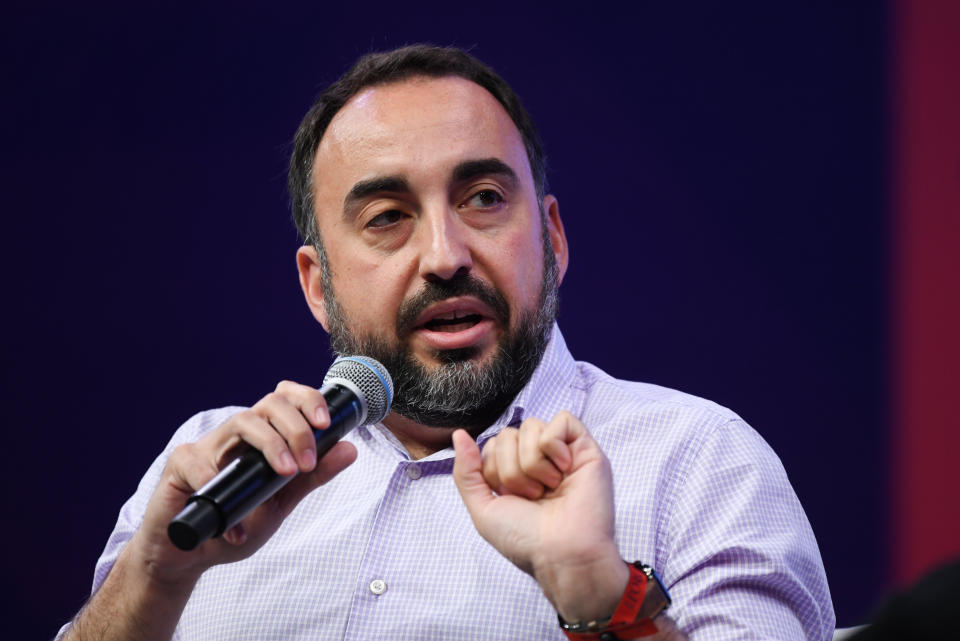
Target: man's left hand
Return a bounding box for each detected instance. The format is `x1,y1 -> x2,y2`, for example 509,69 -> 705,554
452,411 -> 629,623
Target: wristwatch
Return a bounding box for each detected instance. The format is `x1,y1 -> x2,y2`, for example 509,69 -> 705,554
558,562 -> 672,641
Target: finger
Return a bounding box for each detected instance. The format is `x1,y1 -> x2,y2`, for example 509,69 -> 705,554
168,442 -> 222,493
451,429 -> 495,519
273,441 -> 358,518
144,443 -> 223,547
494,427 -> 545,499
540,411 -> 588,473
226,441 -> 359,549
518,417 -> 563,490
223,523 -> 248,546
253,391 -> 320,472
215,409 -> 299,476
274,380 -> 331,429
480,433 -> 503,494
166,442 -> 258,549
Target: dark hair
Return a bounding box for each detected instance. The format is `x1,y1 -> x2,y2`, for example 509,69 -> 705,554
288,44 -> 548,249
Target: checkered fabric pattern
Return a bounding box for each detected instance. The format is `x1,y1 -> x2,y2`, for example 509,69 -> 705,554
58,325 -> 834,640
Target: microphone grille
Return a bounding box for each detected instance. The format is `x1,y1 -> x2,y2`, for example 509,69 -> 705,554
323,356 -> 394,424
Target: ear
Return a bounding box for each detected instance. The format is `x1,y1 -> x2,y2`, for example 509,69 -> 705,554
541,194 -> 569,284
296,245 -> 330,331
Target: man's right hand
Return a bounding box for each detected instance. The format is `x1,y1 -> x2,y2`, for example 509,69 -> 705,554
65,381 -> 357,641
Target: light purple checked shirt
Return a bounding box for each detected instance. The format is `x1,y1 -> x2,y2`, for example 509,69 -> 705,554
61,326 -> 834,640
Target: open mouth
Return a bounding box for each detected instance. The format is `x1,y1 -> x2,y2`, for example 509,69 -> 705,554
422,312 -> 484,333
406,296 -> 502,352
408,298 -> 499,351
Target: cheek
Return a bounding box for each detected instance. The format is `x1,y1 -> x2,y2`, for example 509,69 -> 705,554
328,248 -> 413,329
493,226 -> 546,307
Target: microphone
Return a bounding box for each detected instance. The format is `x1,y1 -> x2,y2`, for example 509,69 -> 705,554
167,356 -> 393,551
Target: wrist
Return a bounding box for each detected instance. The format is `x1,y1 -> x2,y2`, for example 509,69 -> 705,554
536,545 -> 630,623
558,561 -> 673,641
125,530 -> 206,593
66,540 -> 201,641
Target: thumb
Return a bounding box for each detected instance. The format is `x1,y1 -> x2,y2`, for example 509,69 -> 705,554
452,429 -> 495,518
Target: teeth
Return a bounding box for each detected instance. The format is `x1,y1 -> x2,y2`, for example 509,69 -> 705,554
434,310 -> 464,321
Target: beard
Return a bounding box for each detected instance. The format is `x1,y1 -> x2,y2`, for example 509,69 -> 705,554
321,226 -> 559,431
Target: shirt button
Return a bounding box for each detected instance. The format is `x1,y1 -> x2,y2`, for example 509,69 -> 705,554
406,464 -> 422,480
369,579 -> 387,595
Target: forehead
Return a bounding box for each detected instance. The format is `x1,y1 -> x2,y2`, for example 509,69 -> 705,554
311,76 -> 532,203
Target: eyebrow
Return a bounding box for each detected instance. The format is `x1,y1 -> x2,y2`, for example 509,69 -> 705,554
451,157 -> 518,186
344,175 -> 411,211
341,157 -> 520,214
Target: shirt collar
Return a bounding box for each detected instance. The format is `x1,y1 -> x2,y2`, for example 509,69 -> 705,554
362,322 -> 579,459
474,323 -> 577,447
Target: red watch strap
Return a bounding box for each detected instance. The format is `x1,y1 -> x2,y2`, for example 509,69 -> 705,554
609,562 -> 648,625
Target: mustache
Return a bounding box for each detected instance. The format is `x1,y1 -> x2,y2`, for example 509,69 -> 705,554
395,273 -> 511,337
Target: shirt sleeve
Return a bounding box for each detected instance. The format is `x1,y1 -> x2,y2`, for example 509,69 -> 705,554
659,418 -> 835,641
53,407 -> 245,641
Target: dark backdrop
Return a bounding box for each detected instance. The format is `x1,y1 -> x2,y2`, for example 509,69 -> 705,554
2,2 -> 887,637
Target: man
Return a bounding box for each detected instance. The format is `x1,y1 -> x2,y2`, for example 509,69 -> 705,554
59,45 -> 834,640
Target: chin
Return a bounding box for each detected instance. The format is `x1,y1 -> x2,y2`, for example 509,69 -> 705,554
431,346 -> 483,365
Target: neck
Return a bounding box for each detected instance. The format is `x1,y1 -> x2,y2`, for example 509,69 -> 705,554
381,412 -> 479,460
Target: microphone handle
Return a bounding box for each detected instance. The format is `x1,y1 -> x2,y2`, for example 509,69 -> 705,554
167,384 -> 363,551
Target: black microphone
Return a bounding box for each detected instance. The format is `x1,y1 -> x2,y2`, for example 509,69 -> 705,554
167,356 -> 393,551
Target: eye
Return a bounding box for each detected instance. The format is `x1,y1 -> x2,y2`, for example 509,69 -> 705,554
366,209 -> 407,229
464,189 -> 504,209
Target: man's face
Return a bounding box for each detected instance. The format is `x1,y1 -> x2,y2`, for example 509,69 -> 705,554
297,76 -> 568,429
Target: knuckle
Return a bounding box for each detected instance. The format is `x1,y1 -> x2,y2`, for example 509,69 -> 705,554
294,429 -> 316,448
496,462 -> 518,482
518,447 -> 538,470
167,443 -> 213,482
264,435 -> 292,462
538,428 -> 556,446
235,408 -> 260,425
263,391 -> 284,405
228,409 -> 263,435
168,442 -> 196,465
269,437 -> 290,457
520,416 -> 546,431
171,442 -> 193,456
250,394 -> 272,412
481,450 -> 498,473
500,451 -> 521,476
256,392 -> 291,416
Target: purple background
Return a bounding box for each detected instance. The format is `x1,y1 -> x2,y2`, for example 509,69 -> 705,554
3,3 -> 887,637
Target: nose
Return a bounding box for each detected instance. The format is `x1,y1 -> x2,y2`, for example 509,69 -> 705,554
417,208 -> 473,283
